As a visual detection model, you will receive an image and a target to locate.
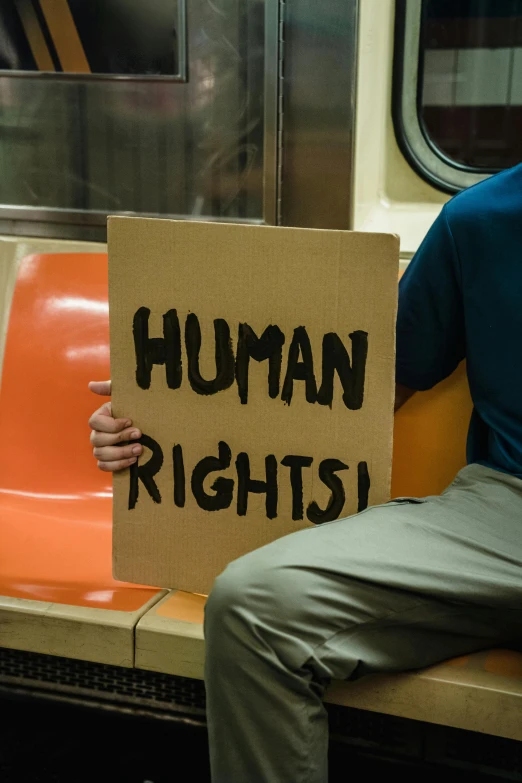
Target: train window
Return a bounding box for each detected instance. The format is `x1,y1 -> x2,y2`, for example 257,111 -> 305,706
0,1 -> 185,78
0,1 -> 267,239
394,0 -> 522,193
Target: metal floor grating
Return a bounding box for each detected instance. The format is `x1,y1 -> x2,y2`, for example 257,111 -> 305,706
0,646 -> 206,720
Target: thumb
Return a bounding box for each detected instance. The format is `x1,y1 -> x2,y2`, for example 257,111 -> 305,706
88,380 -> 112,397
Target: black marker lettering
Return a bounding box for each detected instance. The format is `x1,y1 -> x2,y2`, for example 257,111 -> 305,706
236,324 -> 286,404
133,307 -> 182,390
281,455 -> 313,520
236,453 -> 278,518
191,441 -> 234,511
128,434 -> 164,510
357,461 -> 370,512
185,314 -> 235,395
307,458 -> 349,524
317,331 -> 368,410
281,326 -> 317,406
173,444 -> 186,508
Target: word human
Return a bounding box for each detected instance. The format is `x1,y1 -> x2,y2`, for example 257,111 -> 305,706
133,307 -> 369,409
129,436 -> 371,523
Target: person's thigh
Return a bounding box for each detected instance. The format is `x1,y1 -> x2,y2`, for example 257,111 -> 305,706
208,464 -> 522,680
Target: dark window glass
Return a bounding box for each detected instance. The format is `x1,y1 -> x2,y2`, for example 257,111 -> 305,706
0,1 -> 180,76
420,0 -> 522,170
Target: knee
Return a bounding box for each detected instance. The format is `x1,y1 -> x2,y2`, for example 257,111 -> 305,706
204,553 -> 258,639
204,547 -> 294,647
205,561 -> 241,624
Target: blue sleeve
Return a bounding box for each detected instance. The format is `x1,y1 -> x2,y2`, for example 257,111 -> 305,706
396,206 -> 465,391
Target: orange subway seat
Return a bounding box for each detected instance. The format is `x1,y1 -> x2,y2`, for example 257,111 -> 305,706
0,253 -> 158,611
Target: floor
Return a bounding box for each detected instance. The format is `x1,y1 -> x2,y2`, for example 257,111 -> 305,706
0,695 -> 514,782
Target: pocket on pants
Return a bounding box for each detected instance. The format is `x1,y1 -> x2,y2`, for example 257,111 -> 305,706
389,496 -> 427,505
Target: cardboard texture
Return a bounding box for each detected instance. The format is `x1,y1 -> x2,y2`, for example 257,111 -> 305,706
109,218 -> 399,592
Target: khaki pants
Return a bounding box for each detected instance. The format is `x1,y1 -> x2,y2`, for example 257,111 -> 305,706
204,465 -> 522,783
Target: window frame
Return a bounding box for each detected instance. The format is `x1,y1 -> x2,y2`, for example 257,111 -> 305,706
0,0 -> 212,243
0,0 -> 284,241
392,0 -> 500,195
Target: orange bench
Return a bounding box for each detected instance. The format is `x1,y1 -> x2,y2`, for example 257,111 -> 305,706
0,251 -> 520,742
0,253 -> 165,666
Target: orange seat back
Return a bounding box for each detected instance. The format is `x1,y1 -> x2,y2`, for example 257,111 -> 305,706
0,253 -> 157,609
392,362 -> 473,498
0,253 -> 111,494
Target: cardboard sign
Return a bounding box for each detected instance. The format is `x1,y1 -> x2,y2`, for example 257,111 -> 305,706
109,218 -> 399,593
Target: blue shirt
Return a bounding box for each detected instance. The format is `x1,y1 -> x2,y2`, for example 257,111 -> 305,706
396,163 -> 522,478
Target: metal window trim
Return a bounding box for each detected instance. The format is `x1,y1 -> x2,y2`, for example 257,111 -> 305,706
0,205 -> 264,227
392,0 -> 493,195
279,0 -> 359,230
0,205 -> 263,244
1,71 -> 188,84
262,0 -> 283,226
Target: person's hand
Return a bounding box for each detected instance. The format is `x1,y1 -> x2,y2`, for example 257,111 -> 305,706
88,381 -> 142,471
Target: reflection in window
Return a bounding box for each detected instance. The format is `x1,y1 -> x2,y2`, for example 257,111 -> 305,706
420,0 -> 522,170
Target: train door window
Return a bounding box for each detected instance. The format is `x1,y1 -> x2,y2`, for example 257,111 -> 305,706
0,0 -> 185,77
0,1 -> 268,239
394,0 -> 522,193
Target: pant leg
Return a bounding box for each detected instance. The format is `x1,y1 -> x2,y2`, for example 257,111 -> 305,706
204,465 -> 522,783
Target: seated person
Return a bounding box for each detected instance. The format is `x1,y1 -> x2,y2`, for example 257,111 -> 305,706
88,165 -> 522,783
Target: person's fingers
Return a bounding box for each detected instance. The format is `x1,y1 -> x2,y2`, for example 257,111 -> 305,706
97,456 -> 137,472
90,427 -> 142,447
89,380 -> 112,396
88,381 -> 137,472
88,402 -> 131,434
93,443 -> 143,462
